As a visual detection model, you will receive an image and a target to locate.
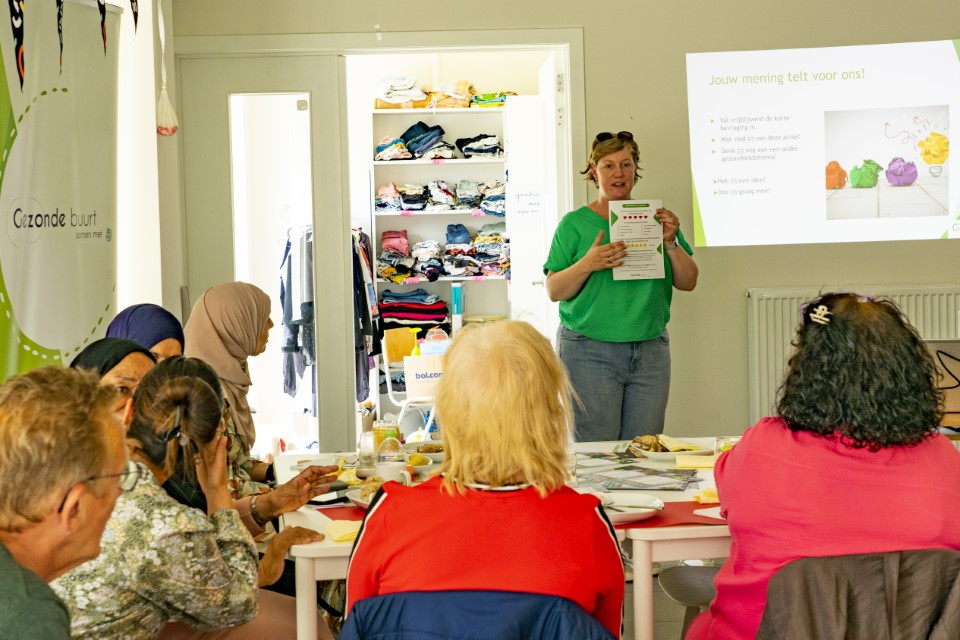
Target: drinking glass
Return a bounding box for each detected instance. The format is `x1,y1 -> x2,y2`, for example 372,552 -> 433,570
358,432 -> 376,468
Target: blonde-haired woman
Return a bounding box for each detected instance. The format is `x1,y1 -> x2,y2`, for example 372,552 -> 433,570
345,320 -> 625,637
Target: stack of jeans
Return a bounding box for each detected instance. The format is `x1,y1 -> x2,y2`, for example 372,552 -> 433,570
455,134 -> 502,158
400,121 -> 446,158
478,180 -> 506,217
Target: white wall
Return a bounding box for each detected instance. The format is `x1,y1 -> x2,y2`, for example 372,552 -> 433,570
115,0 -> 162,308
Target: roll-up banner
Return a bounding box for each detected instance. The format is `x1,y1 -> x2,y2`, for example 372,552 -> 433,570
0,0 -> 120,377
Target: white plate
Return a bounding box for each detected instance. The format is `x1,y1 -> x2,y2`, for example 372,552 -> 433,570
403,441 -> 445,463
602,494 -> 665,525
636,437 -> 716,461
346,489 -> 372,509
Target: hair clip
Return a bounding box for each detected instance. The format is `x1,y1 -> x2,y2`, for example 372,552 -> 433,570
809,304 -> 832,325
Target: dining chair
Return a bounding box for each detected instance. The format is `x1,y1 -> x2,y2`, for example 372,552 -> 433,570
657,565 -> 719,639
341,590 -> 615,640
381,330 -> 436,431
756,548 -> 960,639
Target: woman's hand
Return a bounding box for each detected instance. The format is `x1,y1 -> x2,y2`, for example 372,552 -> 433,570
258,525 -> 325,586
584,230 -> 627,272
257,465 -> 340,520
656,208 -> 680,244
196,432 -> 234,515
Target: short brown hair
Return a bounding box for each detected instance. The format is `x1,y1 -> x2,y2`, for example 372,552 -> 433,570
435,320 -> 575,496
581,134 -> 642,186
0,367 -> 118,531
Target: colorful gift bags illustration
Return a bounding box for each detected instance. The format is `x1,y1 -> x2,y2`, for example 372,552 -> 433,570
849,159 -> 883,188
825,161 -> 848,189
885,157 -> 918,186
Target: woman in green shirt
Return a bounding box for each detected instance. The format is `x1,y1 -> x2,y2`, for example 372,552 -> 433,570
544,131 -> 698,441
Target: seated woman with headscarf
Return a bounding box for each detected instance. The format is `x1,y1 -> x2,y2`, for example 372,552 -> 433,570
106,303 -> 185,362
184,282 -> 277,501
70,337 -> 157,420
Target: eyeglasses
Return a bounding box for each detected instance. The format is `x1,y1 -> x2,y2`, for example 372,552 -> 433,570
593,131 -> 634,148
57,460 -> 138,513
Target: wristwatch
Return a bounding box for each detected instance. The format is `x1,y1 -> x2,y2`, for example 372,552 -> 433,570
663,239 -> 678,251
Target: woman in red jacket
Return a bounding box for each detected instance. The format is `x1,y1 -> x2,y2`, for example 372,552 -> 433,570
346,320 -> 625,637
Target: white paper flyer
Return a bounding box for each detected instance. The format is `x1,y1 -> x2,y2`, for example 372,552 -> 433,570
608,199 -> 664,280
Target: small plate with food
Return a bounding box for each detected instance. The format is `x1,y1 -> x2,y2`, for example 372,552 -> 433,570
348,476 -> 385,509
403,440 -> 445,463
405,452 -> 435,473
629,435 -> 716,461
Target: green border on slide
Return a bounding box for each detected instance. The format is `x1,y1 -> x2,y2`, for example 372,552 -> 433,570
0,48 -> 63,375
692,176 -> 706,246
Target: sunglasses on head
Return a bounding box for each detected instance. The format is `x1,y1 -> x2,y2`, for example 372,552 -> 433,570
593,131 -> 634,148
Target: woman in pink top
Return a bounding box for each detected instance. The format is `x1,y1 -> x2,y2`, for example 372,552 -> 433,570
688,293 -> 960,640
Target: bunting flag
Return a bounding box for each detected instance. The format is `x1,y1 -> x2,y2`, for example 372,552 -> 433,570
97,0 -> 105,52
129,0 -> 137,31
7,0 -> 22,88
55,0 -> 62,72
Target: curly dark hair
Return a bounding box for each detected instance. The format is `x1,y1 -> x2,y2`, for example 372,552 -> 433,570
776,293 -> 943,450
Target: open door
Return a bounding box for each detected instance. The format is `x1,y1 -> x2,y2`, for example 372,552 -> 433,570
504,51 -> 571,340
178,55 -> 354,452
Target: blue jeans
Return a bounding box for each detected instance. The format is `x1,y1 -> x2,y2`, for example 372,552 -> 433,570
557,326 -> 671,442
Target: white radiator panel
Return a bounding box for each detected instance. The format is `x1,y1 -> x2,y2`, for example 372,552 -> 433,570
747,284 -> 960,423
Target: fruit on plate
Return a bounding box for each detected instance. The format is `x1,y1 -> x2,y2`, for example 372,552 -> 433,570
407,453 -> 431,466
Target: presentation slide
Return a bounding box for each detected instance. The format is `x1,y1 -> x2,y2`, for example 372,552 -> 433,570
687,40 -> 960,247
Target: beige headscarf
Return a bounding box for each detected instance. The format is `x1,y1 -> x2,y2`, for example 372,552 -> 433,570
183,282 -> 271,451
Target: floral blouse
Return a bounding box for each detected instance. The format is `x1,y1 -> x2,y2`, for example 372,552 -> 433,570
224,406 -> 271,500
51,462 -> 259,639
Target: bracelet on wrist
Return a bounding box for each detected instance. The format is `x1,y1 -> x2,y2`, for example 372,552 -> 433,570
250,494 -> 268,526
664,239 -> 679,251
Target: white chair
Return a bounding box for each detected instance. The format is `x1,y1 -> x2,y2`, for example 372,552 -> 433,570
381,329 -> 435,431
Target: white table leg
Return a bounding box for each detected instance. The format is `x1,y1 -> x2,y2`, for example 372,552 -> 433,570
631,539 -> 655,640
295,556 -> 318,640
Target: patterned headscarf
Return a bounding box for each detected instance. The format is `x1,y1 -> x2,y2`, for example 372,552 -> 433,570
106,303 -> 184,352
183,282 -> 271,450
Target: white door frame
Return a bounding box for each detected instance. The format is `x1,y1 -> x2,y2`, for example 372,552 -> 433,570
168,29 -> 587,451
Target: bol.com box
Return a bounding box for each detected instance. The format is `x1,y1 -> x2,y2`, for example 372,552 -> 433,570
403,355 -> 443,398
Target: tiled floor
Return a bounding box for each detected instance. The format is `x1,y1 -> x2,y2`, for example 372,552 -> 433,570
622,572 -> 687,640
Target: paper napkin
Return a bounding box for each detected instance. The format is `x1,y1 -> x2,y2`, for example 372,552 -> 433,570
326,520 -> 362,543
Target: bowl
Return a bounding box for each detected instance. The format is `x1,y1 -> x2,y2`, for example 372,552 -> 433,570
403,440 -> 445,463
346,489 -> 372,509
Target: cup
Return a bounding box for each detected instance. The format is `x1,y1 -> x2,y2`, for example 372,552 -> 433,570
716,436 -> 742,455
373,419 -> 398,450
375,460 -> 412,485
358,432 -> 376,468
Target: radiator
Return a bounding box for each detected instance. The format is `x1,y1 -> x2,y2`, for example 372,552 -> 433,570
746,284 -> 960,423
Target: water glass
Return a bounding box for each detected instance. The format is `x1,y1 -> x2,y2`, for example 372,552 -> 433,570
358,431 -> 376,468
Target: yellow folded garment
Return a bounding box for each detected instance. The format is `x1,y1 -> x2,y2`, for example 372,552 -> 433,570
326,520 -> 362,543
676,453 -> 717,469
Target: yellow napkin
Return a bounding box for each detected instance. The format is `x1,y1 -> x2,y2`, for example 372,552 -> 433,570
326,520 -> 362,543
676,453 -> 717,469
694,488 -> 720,504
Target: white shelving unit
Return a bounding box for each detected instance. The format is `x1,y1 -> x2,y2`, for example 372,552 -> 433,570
371,107 -> 510,324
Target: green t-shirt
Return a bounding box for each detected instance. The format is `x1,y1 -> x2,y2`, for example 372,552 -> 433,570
543,206 -> 692,342
0,540 -> 71,640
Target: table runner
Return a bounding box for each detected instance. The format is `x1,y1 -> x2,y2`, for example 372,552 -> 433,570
315,504 -> 367,521
615,500 -> 726,530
